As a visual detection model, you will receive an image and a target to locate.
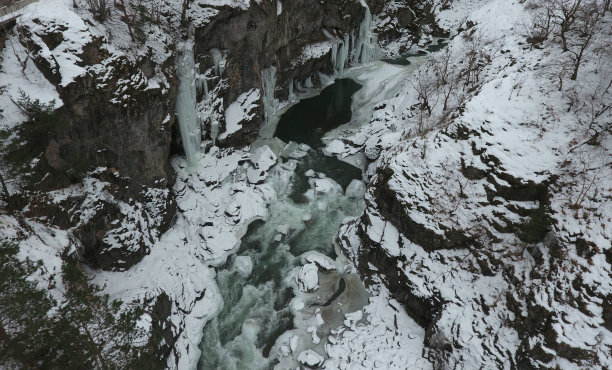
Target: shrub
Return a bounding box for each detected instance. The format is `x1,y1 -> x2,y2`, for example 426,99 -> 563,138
14,89 -> 57,122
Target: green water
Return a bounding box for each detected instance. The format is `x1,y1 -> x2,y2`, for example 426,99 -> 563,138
274,79 -> 362,148
199,78 -> 365,370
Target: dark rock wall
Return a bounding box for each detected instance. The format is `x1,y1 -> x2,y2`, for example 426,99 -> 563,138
18,23 -> 176,188
194,0 -> 365,103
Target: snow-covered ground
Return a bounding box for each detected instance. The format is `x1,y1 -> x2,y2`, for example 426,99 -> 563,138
328,0 -> 612,367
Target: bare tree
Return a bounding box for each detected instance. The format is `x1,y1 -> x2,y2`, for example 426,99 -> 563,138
118,0 -> 135,41
550,0 -> 583,52
460,32 -> 494,89
432,48 -> 458,111
523,0 -> 555,44
83,0 -> 108,22
567,0 -> 601,80
410,67 -> 440,133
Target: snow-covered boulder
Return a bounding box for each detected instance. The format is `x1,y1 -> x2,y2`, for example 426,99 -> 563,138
295,263 -> 319,292
326,139 -> 346,154
311,178 -> 339,195
345,179 -> 366,198
232,255 -> 253,278
250,145 -> 277,172
247,145 -> 277,184
301,251 -> 336,271
297,349 -> 324,368
224,200 -> 241,224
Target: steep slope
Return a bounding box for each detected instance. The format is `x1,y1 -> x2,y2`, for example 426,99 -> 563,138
331,0 -> 612,367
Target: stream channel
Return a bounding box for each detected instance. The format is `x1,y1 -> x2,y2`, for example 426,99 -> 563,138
197,41 -> 442,369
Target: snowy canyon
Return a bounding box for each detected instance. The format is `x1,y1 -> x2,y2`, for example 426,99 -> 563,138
0,0 -> 611,369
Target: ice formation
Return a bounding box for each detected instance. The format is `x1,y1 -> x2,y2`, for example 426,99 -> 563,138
261,67 -> 278,123
330,5 -> 382,76
176,40 -> 202,164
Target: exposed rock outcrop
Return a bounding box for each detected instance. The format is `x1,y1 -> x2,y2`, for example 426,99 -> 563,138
17,19 -> 176,188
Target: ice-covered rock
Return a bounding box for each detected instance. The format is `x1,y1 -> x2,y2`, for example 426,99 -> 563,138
305,169 -> 316,177
307,326 -> 321,344
276,224 -> 290,235
232,255 -> 253,278
280,141 -> 310,159
250,145 -> 277,171
289,335 -> 300,353
224,200 -> 241,224
296,263 -> 319,292
298,143 -> 311,152
312,178 -> 338,194
345,179 -> 366,198
326,139 -> 346,154
247,168 -> 268,184
247,145 -> 277,184
301,251 -> 336,271
344,310 -> 363,327
291,298 -> 305,312
297,349 -> 324,367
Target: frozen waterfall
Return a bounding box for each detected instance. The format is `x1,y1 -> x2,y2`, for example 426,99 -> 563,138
352,6 -> 381,64
261,67 -> 278,123
176,40 -> 202,165
330,5 -> 381,76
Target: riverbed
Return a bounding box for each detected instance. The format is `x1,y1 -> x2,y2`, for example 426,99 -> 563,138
197,43 -> 437,369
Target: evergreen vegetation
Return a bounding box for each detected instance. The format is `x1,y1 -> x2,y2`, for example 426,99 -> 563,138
0,241 -> 164,369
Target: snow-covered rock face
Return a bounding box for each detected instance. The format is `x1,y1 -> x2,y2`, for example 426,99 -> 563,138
334,0 -> 612,368
0,0 -> 176,188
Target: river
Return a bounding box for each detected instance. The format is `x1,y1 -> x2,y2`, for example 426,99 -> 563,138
197,41 -> 442,369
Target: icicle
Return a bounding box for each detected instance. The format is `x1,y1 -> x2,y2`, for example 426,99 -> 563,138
210,114 -> 219,145
339,34 -> 350,73
203,77 -> 209,99
331,43 -> 338,69
304,77 -> 313,88
176,38 -> 202,164
288,80 -> 297,102
351,6 -> 381,64
331,34 -> 350,77
329,5 -> 381,77
210,48 -> 226,76
261,67 -> 278,123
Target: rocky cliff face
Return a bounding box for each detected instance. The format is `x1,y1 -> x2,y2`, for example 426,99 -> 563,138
186,0 -> 433,147
187,0 -> 366,146
17,18 -> 176,189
